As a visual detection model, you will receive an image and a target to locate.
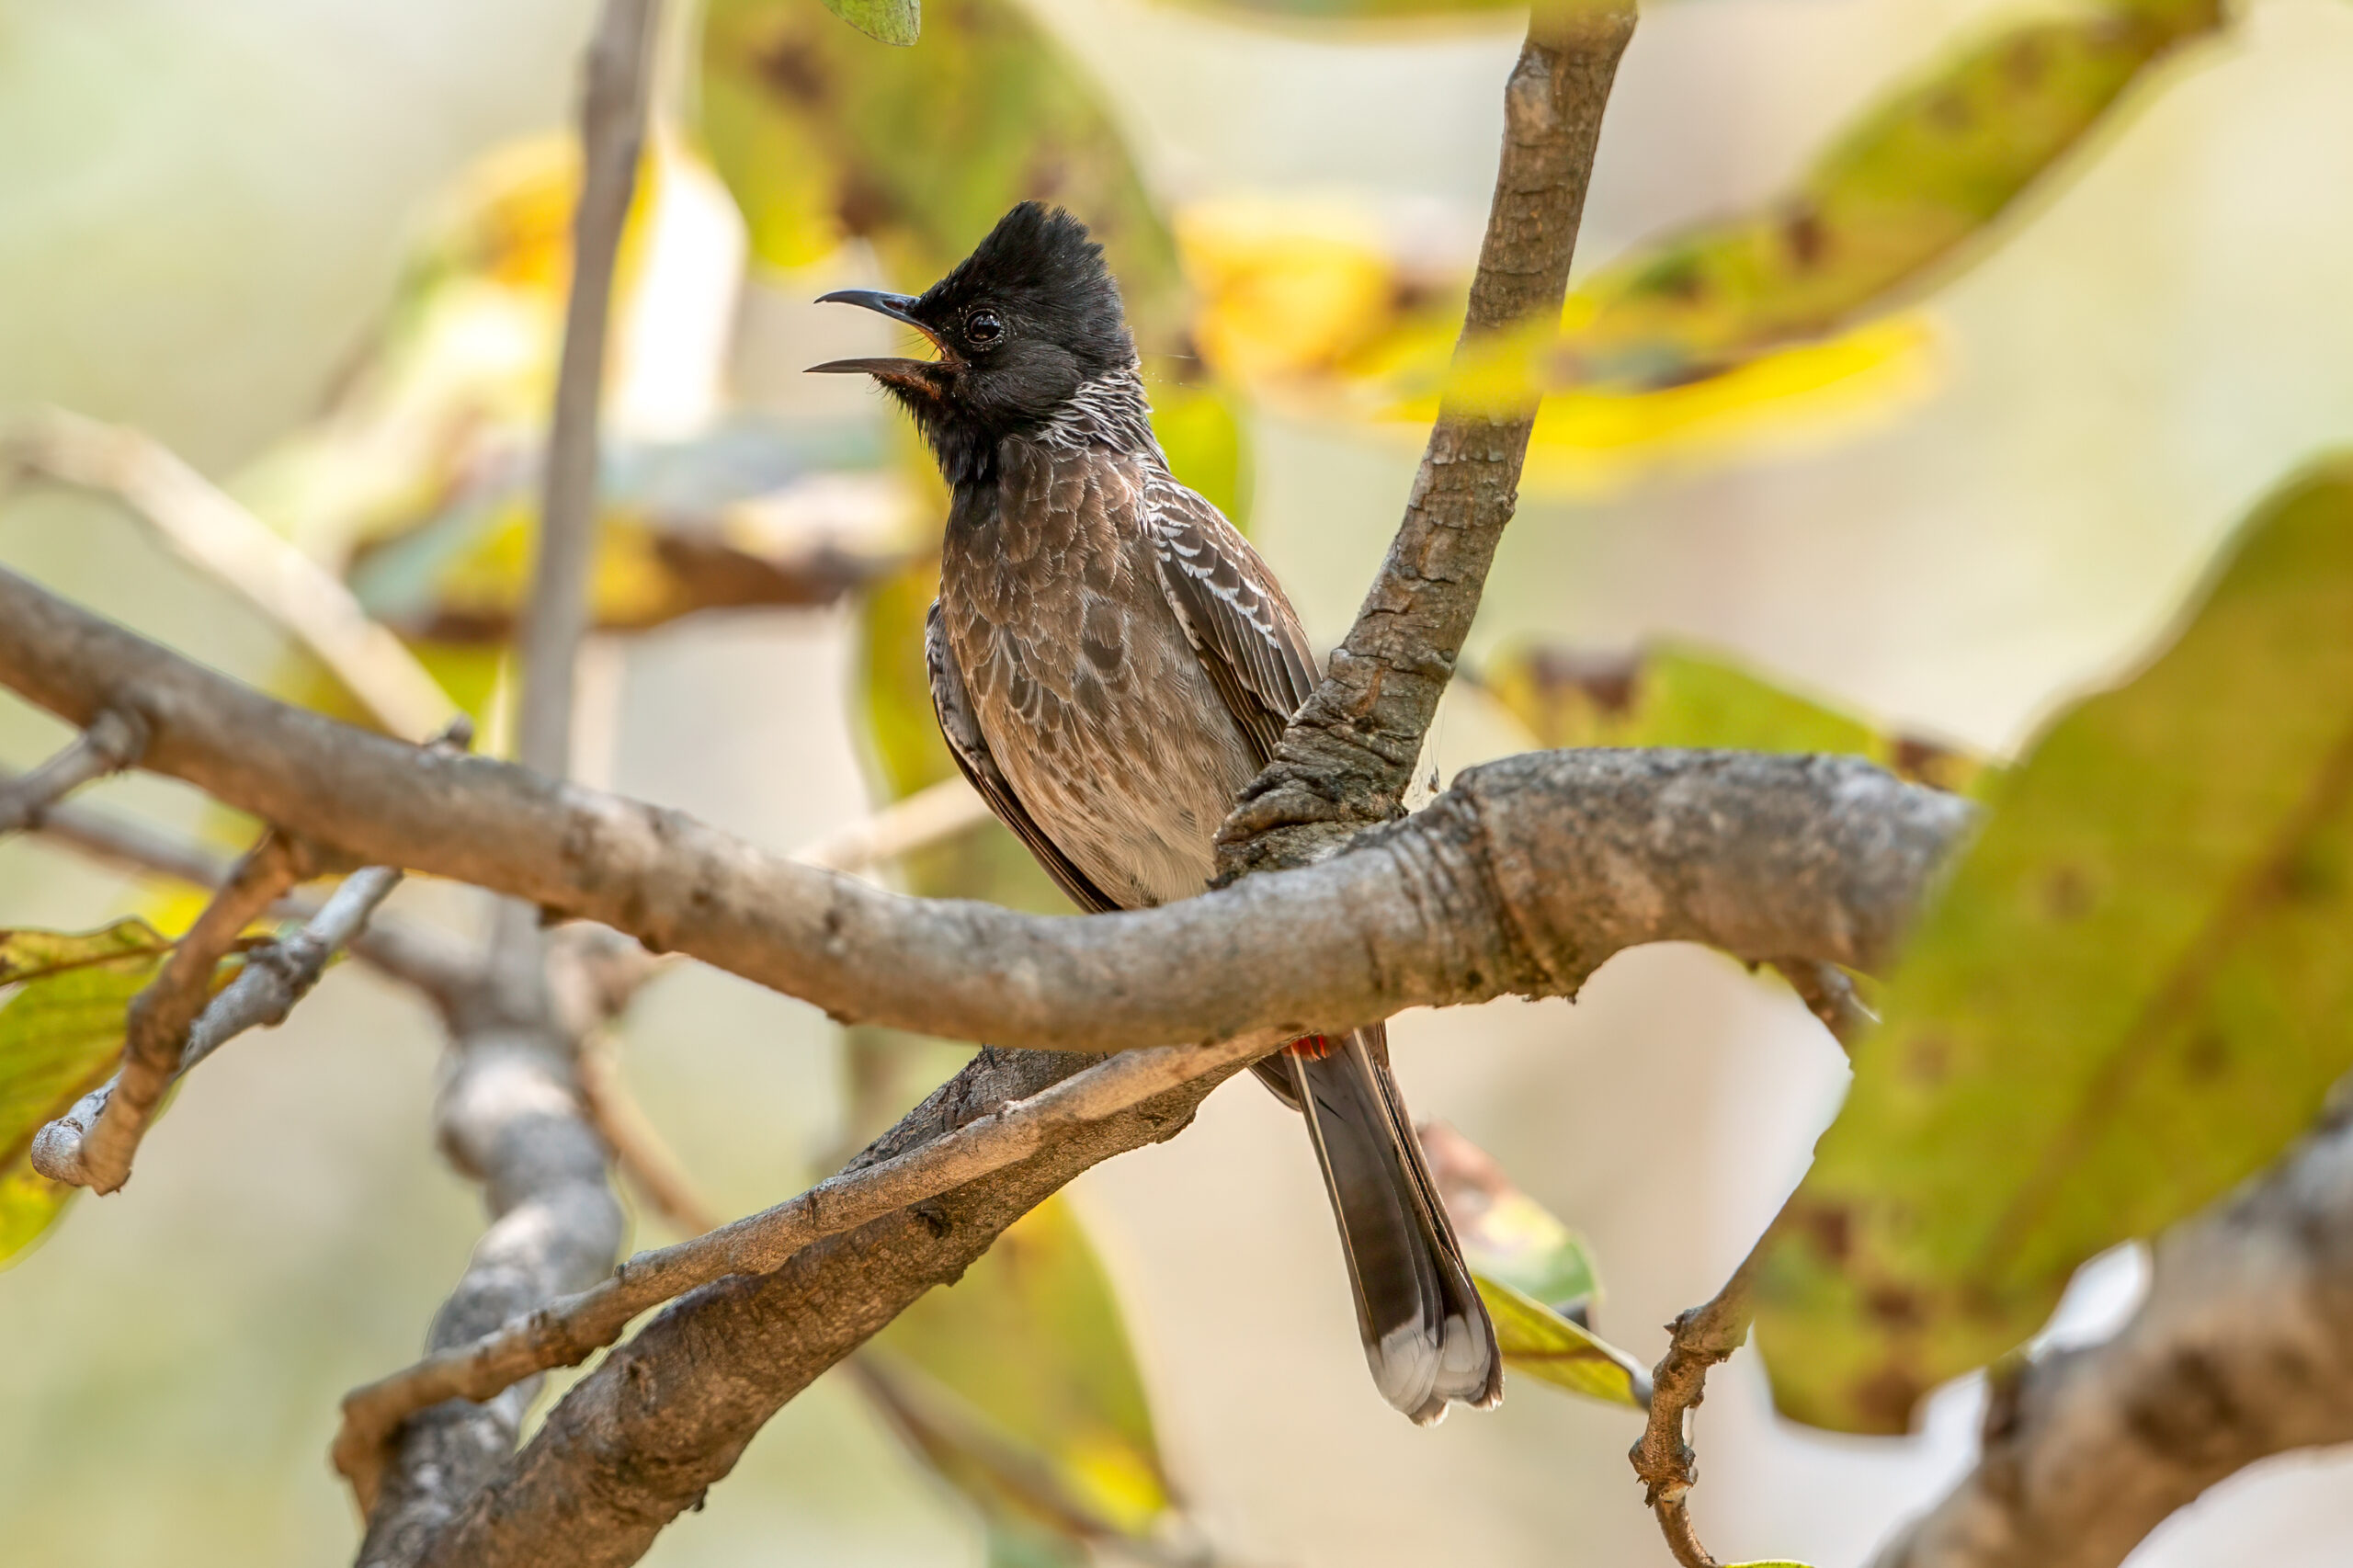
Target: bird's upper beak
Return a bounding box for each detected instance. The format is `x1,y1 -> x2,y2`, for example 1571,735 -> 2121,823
808,290 -> 959,393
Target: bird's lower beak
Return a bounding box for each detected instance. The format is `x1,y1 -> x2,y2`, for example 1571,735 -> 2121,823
803,355 -> 953,396
809,290 -> 961,392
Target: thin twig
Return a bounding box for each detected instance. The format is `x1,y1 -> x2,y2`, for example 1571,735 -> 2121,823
1629,1255 -> 1764,1568
511,0 -> 657,782
575,1038 -> 721,1236
1,770 -> 229,886
0,708 -> 147,835
793,775 -> 993,877
176,866 -> 406,1074
6,774 -> 479,1004
331,1025 -> 1284,1501
0,408 -> 456,743
1217,0 -> 1640,878
29,831 -> 312,1193
1769,956 -> 1878,1051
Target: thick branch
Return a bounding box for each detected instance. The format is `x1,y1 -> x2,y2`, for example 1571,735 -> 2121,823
1870,1097 -> 2353,1568
0,566 -> 1971,1054
333,1025 -> 1282,1493
406,1044 -> 1234,1568
1218,0 -> 1638,876
29,831 -> 310,1192
352,964 -> 627,1562
0,707 -> 146,834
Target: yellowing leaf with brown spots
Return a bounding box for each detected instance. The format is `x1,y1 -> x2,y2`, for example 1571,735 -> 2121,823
1552,0 -> 2226,388
0,921 -> 175,1266
1756,460 -> 2353,1433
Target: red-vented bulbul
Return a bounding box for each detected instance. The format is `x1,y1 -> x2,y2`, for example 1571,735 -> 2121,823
813,202 -> 1501,1423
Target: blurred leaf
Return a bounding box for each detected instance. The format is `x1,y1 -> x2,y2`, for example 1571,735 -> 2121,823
1172,0 -> 1521,17
700,0 -> 1187,342
1189,0 -> 2223,491
1179,199 -> 1408,385
1423,1121 -> 1649,1409
1145,375 -> 1252,527
1479,1280 -> 1648,1409
1505,316 -> 1945,498
1178,199 -> 1944,497
824,0 -> 921,46
1478,640 -> 1984,795
342,417 -> 913,641
0,920 -> 175,1265
1756,459 -> 2353,1433
1550,0 -> 2226,388
863,1197 -> 1187,1558
230,131 -> 783,641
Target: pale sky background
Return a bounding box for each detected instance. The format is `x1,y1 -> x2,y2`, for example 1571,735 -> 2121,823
5,1 -> 2353,1564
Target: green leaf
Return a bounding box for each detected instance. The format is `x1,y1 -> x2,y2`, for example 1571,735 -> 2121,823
1756,459 -> 2353,1433
823,0 -> 920,46
1423,1121 -> 1649,1409
699,0 -> 1199,359
1478,641 -> 1983,796
0,920 -> 176,1266
1551,0 -> 2226,388
863,1196 -> 1183,1553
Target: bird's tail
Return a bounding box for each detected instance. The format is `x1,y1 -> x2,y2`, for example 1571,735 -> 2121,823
1256,1026 -> 1502,1424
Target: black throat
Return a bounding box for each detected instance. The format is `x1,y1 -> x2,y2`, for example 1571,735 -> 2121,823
904,362 -> 1162,492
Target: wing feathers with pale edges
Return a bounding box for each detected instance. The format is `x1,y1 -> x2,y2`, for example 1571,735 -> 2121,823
1142,477 -> 1320,767
924,602 -> 1121,915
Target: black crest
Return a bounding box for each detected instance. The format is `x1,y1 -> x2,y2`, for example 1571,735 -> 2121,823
811,202 -> 1148,484
916,202 -> 1133,378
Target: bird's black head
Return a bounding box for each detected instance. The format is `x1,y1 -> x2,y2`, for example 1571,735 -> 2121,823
808,203 -> 1141,483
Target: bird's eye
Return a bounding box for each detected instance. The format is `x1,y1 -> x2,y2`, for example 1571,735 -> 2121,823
965,311 -> 1004,345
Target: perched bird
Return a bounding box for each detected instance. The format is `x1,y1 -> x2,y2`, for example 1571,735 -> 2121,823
813,202 -> 1500,1424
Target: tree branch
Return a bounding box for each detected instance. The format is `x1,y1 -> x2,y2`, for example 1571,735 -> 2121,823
0,707 -> 146,834
512,0 -> 657,782
404,1044 -> 1236,1568
0,566 -> 1967,1054
1870,1093 -> 2353,1568
793,774 -> 992,878
575,1034 -> 722,1235
1629,1257 -> 1763,1568
355,1 -> 654,1554
1218,0 -> 1638,877
333,1023 -> 1284,1499
0,408 -> 457,744
179,865 -> 406,1073
352,957 -> 628,1562
28,830 -> 312,1192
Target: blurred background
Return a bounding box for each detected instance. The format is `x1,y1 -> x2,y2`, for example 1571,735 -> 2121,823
5,0 -> 2353,1564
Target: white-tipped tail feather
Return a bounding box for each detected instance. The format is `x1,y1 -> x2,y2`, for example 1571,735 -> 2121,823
1277,1028 -> 1503,1424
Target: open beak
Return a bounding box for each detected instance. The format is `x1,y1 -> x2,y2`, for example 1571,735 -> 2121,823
808,290 -> 959,391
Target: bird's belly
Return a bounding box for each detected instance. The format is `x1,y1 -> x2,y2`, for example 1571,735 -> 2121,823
978,637 -> 1256,911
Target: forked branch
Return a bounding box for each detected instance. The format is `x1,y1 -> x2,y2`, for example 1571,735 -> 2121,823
29,830 -> 313,1193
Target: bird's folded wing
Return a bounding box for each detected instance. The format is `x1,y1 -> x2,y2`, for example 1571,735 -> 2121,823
924,600 -> 1121,915
1142,476 -> 1321,767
